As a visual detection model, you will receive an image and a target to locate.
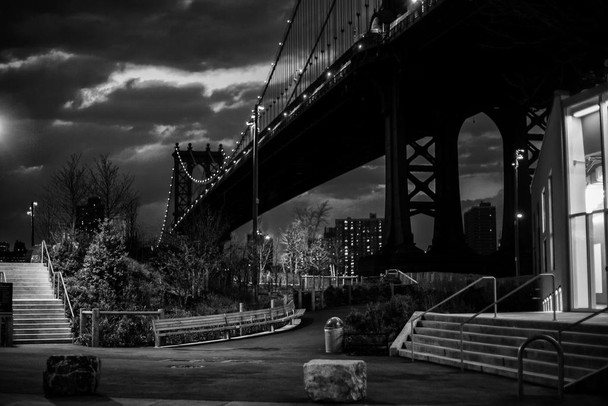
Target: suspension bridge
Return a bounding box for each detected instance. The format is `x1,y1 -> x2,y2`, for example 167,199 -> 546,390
158,0 -> 608,275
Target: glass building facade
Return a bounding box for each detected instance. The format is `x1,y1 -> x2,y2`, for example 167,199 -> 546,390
564,91 -> 607,309
533,84 -> 608,311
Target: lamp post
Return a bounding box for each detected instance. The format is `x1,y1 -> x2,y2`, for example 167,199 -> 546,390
513,149 -> 525,277
250,104 -> 264,298
26,201 -> 38,248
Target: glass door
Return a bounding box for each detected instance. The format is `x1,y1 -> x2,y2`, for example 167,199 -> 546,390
566,99 -> 607,309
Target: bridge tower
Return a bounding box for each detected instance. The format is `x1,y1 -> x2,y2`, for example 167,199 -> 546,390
172,143 -> 224,227
381,67 -> 547,275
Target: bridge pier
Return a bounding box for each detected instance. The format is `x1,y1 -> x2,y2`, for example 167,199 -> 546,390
428,112 -> 468,256
383,70 -> 419,259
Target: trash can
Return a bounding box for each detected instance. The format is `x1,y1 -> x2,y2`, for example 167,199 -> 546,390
324,317 -> 344,353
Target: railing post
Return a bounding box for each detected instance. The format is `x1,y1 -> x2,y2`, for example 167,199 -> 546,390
459,325 -> 464,371
492,277 -> 497,317
550,275 -> 556,321
239,302 -> 244,336
158,309 -> 165,319
311,289 -> 316,312
411,318 -> 415,362
270,299 -> 275,332
91,308 -> 99,347
79,308 -> 84,337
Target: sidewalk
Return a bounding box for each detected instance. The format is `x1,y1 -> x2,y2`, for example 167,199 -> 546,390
0,306 -> 605,405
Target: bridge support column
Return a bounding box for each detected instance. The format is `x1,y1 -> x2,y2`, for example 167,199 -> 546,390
383,71 -> 418,260
428,114 -> 467,255
486,105 -> 533,275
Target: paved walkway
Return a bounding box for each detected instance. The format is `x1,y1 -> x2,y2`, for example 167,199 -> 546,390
0,306 -> 605,405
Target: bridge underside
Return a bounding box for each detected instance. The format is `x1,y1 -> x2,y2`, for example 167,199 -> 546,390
180,0 -> 608,276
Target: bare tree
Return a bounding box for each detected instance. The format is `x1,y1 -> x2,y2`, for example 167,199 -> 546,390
279,219 -> 307,278
294,201 -> 331,244
90,155 -> 139,227
281,202 -> 335,278
182,207 -> 229,293
38,153 -> 90,242
37,154 -> 140,247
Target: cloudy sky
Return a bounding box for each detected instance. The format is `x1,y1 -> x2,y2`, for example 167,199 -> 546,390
0,0 -> 504,250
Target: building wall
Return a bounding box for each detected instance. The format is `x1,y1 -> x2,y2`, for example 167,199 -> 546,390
532,83 -> 608,311
531,92 -> 571,310
464,202 -> 497,255
335,214 -> 384,275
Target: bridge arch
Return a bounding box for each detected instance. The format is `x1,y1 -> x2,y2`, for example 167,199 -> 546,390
457,113 -> 504,256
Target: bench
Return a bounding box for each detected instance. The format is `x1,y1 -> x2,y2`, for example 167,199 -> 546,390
152,302 -> 305,347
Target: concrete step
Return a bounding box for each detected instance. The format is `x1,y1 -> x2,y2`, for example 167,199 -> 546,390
414,325 -> 608,358
422,312 -> 608,335
14,329 -> 72,338
13,299 -> 63,307
13,320 -> 71,329
13,288 -> 54,293
12,337 -> 73,344
12,294 -> 56,300
0,263 -> 47,269
400,313 -> 608,388
13,299 -> 63,306
398,348 -> 573,388
14,326 -> 71,334
406,339 -> 596,380
412,332 -> 608,370
2,274 -> 49,281
13,311 -> 68,320
420,319 -> 608,347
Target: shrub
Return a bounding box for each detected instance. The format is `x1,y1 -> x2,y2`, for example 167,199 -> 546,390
344,294 -> 415,342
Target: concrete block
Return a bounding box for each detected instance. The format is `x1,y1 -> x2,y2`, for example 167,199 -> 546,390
303,359 -> 366,403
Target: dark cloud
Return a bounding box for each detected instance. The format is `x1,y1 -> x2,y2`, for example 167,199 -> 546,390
67,84 -> 213,126
1,0 -> 293,71
0,53 -> 115,119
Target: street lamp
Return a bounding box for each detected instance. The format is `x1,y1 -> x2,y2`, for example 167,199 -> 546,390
249,104 -> 264,298
513,149 -> 525,277
26,201 -> 38,248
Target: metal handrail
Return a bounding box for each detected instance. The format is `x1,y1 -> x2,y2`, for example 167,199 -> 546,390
41,241 -> 74,320
518,335 -> 564,400
459,273 -> 556,370
386,269 -> 418,284
410,276 -> 497,361
558,306 -> 608,343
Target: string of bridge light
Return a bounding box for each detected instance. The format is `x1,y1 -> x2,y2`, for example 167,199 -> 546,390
174,144 -> 228,185
157,166 -> 175,247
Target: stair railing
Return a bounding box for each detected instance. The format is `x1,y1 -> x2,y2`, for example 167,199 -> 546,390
41,241 -> 74,320
385,269 -> 418,284
459,273 -> 556,370
410,276 -> 497,361
518,335 -> 564,400
558,306 -> 608,343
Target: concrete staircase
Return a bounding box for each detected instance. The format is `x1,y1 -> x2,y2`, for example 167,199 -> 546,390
396,312 -> 608,391
0,262 -> 72,344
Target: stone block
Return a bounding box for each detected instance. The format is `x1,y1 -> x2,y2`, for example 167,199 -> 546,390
303,359 -> 366,403
43,355 -> 101,396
